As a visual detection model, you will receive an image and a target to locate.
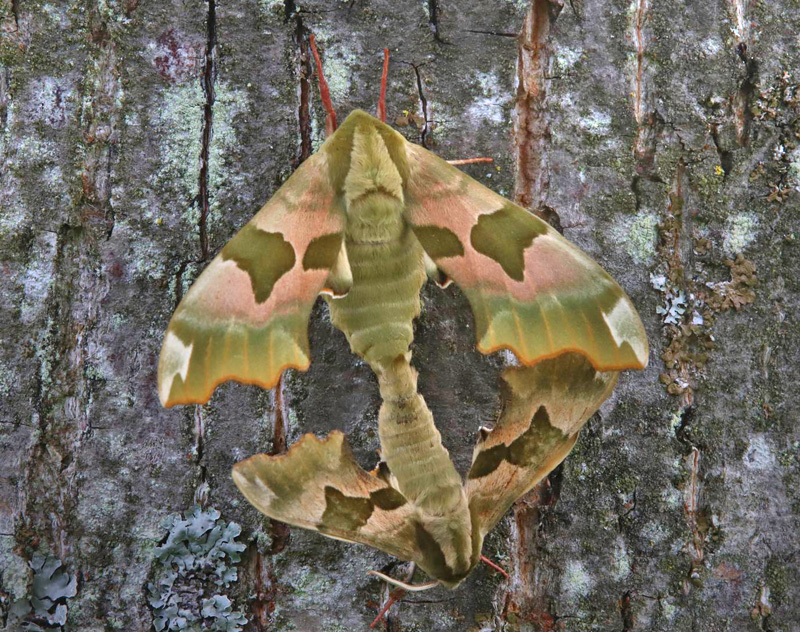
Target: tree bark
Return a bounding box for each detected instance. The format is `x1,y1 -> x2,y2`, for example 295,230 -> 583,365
1,0 -> 798,630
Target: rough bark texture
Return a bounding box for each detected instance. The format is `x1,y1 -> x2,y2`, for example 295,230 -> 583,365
1,0 -> 799,630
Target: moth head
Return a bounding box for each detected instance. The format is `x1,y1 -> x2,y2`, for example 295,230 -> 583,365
323,111 -> 410,224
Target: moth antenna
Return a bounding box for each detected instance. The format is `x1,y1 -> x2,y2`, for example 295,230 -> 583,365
309,34 -> 338,135
367,570 -> 439,592
377,48 -> 389,122
447,157 -> 494,165
480,554 -> 510,578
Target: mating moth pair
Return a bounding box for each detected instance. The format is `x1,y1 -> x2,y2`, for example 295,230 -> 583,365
157,42 -> 648,594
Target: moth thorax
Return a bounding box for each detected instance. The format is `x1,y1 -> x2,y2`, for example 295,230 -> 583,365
344,192 -> 406,242
343,123 -> 404,206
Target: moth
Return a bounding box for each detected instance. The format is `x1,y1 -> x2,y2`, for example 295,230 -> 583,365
157,39 -> 648,593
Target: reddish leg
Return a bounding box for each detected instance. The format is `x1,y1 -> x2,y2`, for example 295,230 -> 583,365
370,587 -> 406,629
377,48 -> 389,122
447,157 -> 494,165
309,34 -> 338,136
480,554 -> 510,579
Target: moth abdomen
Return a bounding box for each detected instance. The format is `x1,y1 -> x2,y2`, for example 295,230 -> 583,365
328,224 -> 426,368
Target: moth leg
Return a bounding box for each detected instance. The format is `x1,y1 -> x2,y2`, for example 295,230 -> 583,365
480,554 -> 510,579
309,34 -> 338,135
370,587 -> 405,629
377,47 -> 389,122
369,562 -> 414,629
367,569 -> 438,592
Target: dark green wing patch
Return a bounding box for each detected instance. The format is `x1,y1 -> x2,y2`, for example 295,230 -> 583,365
467,406 -> 567,479
221,225 -> 296,303
321,486 -> 373,531
370,487 -> 407,511
466,444 -> 506,479
302,233 -> 343,270
412,225 -> 465,260
319,484 -> 408,532
469,205 -> 547,281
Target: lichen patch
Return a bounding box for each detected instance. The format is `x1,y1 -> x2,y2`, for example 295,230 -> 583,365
723,213 -> 758,255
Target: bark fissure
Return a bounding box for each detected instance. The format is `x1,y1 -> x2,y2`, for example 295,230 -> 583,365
632,0 -> 648,127
709,124 -> 733,177
504,465 -> 564,628
198,0 -> 217,261
246,543 -> 277,631
631,0 -> 659,174
427,0 -> 445,43
503,3 -> 569,625
287,0 -> 313,164
268,377 -> 291,555
727,0 -> 757,146
733,45 -> 758,147
193,406 -> 206,478
409,62 -> 430,148
0,67 -> 9,135
19,223 -> 91,559
512,0 -> 560,210
463,28 -> 518,38
620,590 -> 635,630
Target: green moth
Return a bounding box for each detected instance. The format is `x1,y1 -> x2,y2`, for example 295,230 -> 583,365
157,42 -> 648,591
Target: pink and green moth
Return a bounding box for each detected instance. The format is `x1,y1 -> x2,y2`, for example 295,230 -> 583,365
157,39 -> 648,595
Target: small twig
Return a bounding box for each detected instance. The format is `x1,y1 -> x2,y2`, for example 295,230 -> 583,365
447,157 -> 494,165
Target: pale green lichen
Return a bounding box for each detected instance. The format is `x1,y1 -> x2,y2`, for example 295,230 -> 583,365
257,0 -> 284,15
612,537 -> 632,581
110,313 -> 127,330
151,82 -> 205,201
699,37 -> 722,57
291,567 -> 335,597
553,45 -> 583,73
308,32 -> 357,105
0,537 -> 29,601
561,559 -> 593,601
789,147 -> 800,191
618,212 -> 658,264
501,0 -> 530,13
208,82 -> 250,205
722,212 -> 758,255
128,230 -> 168,282
579,108 -> 611,136
466,71 -> 509,125
660,486 -> 683,510
640,520 -> 669,546
743,435 -> 776,471
147,506 -> 247,632
660,597 -> 679,621
668,409 -> 683,436
20,232 -> 57,325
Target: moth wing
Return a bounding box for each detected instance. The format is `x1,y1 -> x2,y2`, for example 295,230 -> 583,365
403,144 -> 648,372
465,354 -> 618,536
158,150 -> 347,407
233,431 -> 421,563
